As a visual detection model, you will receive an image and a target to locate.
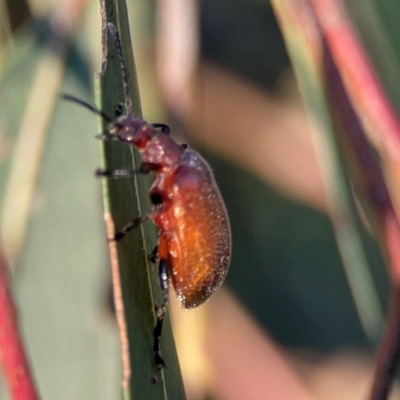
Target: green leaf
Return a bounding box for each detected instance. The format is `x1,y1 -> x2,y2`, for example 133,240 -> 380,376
96,0 -> 185,399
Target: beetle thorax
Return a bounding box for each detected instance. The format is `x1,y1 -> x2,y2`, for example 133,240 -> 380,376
141,134 -> 185,171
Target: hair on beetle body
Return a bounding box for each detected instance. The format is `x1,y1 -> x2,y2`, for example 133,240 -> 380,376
62,22 -> 231,370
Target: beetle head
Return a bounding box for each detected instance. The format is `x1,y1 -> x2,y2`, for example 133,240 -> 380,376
109,115 -> 156,149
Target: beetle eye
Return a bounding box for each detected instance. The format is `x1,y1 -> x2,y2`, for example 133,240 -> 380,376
119,126 -> 137,142
124,124 -> 136,134
150,192 -> 163,206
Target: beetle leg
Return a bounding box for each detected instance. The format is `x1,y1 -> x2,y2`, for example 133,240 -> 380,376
96,165 -> 150,178
111,214 -> 152,241
148,246 -> 158,264
152,123 -> 170,135
153,258 -> 169,369
153,309 -> 166,369
95,133 -> 118,141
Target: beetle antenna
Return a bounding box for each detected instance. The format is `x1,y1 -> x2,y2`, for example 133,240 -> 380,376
60,94 -> 112,123
107,23 -> 132,115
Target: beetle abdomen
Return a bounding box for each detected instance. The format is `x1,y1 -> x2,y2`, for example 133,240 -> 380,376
157,151 -> 231,309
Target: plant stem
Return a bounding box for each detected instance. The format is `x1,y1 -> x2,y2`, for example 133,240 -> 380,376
0,244 -> 40,400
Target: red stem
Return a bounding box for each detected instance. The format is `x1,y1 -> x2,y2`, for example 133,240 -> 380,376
315,2 -> 400,398
310,0 -> 400,169
322,39 -> 400,276
0,246 -> 39,400
274,1 -> 400,398
368,263 -> 400,400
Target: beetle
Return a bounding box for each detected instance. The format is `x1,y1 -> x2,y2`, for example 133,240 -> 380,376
62,23 -> 231,369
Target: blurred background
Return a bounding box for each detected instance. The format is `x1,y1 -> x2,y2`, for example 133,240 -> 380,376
0,0 -> 399,399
